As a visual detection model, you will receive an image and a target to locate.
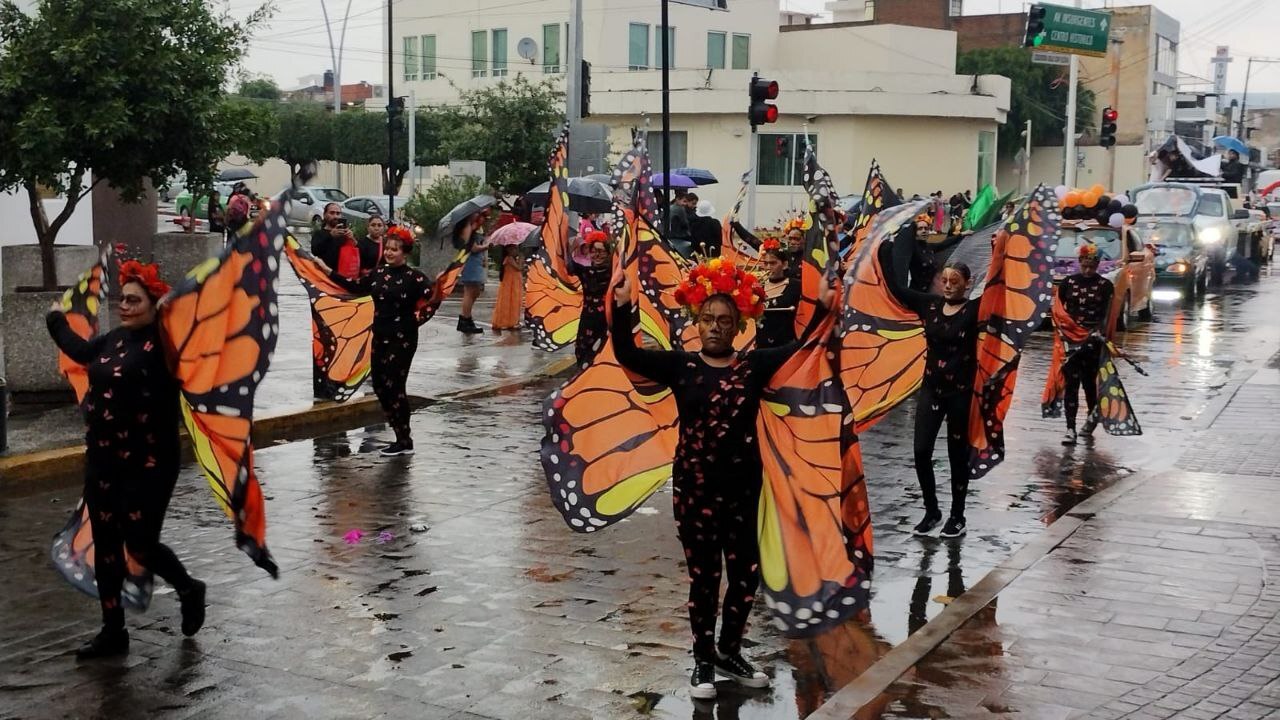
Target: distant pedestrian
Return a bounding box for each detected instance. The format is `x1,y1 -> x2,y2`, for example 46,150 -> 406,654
690,200 -> 723,257
757,239 -> 800,348
454,209 -> 491,335
490,245 -> 524,332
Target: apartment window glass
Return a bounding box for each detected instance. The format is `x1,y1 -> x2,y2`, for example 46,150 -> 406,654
421,35 -> 437,79
629,23 -> 650,70
864,1 -> 875,21
542,23 -> 561,73
655,26 -> 675,68
977,131 -> 996,189
756,134 -> 814,186
471,30 -> 488,78
949,0 -> 962,17
731,33 -> 750,70
492,28 -> 508,76
403,36 -> 419,81
706,31 -> 726,69
1156,36 -> 1177,77
646,131 -> 688,173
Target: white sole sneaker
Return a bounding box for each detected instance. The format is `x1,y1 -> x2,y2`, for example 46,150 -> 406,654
690,683 -> 717,700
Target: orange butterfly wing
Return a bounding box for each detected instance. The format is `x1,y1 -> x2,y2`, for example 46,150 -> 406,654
757,312 -> 872,635
285,237 -> 374,401
160,207 -> 290,578
50,499 -> 155,610
838,201 -> 930,432
967,186 -> 1059,478
55,251 -> 109,405
525,126 -> 583,350
1094,343 -> 1142,436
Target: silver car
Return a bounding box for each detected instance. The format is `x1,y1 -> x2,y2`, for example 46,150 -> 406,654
340,194 -> 413,225
283,186 -> 350,229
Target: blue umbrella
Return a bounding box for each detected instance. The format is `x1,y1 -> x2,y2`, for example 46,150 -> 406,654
1213,136 -> 1249,156
652,172 -> 697,189
669,167 -> 718,186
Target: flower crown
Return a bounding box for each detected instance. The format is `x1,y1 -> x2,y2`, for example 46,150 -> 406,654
782,217 -> 805,235
761,238 -> 783,254
386,225 -> 414,248
118,259 -> 170,300
1077,243 -> 1099,261
583,230 -> 611,248
673,258 -> 766,321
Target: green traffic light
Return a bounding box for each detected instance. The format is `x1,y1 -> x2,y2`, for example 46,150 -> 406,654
1033,32 -> 1045,46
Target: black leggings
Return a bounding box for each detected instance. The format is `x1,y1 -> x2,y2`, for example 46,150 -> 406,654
371,329 -> 418,445
673,478 -> 760,660
912,384 -> 971,520
1063,344 -> 1101,430
85,462 -> 193,629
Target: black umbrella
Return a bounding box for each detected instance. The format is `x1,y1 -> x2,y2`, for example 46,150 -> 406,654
670,167 -> 718,186
217,167 -> 258,182
437,194 -> 497,243
524,177 -> 613,214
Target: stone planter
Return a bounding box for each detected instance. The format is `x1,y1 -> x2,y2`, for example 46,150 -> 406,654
0,244 -> 98,298
149,231 -> 224,287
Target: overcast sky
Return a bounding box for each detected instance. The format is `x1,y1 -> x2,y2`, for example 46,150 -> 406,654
232,0 -> 1280,94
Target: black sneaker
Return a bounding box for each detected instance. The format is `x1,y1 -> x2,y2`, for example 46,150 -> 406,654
457,317 -> 484,335
940,516 -> 967,539
690,660 -> 717,700
912,510 -> 943,537
1081,416 -> 1098,437
179,580 -> 206,637
380,442 -> 415,457
1062,430 -> 1078,446
713,651 -> 770,688
76,627 -> 129,659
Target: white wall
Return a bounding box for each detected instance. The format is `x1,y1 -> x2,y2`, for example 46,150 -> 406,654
0,179 -> 95,287
775,24 -> 957,76
997,144 -> 1150,197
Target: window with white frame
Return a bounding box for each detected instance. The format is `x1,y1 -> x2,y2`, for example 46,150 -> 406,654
403,36 -> 418,81
646,131 -> 688,173
629,23 -> 650,70
706,31 -> 726,69
542,23 -> 561,73
977,131 -> 995,189
471,31 -> 488,78
655,26 -> 675,68
421,35 -> 437,79
731,33 -> 750,70
492,28 -> 508,77
949,0 -> 962,17
756,134 -> 814,186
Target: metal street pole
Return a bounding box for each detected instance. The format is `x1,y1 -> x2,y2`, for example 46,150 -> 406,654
567,0 -> 583,123
1239,57 -> 1253,140
386,0 -> 395,216
1063,0 -> 1082,188
408,90 -> 416,199
1107,34 -> 1123,190
661,0 -> 671,239
321,0 -> 353,189
1024,119 -> 1032,194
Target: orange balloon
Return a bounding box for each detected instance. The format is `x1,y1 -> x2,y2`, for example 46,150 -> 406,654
1090,183 -> 1106,197
1064,192 -> 1081,207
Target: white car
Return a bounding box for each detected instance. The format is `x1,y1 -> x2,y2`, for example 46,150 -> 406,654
1133,183 -> 1238,284
283,186 -> 349,229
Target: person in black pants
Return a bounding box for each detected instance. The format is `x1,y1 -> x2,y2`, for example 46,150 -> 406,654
882,224 -> 980,539
1058,244 -> 1114,445
46,261 -> 205,658
319,228 -> 432,456
569,231 -> 614,367
609,269 -> 830,700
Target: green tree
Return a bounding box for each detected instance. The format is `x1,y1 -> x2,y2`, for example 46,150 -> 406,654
444,75 -> 563,193
957,47 -> 1096,158
333,110 -> 408,195
275,104 -> 334,183
0,0 -> 271,288
238,76 -> 282,101
400,175 -> 488,263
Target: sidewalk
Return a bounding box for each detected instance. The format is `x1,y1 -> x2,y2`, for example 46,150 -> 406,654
2,261 -> 564,462
815,357 -> 1280,719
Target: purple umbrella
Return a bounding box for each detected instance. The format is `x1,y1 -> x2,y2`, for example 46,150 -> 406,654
652,172 -> 696,189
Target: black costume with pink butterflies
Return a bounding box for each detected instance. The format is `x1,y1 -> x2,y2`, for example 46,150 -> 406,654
330,264 -> 432,447
570,261 -> 611,366
610,302 -> 803,661
46,314 -> 196,631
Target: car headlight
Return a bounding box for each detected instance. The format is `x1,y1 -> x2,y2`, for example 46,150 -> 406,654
1199,227 -> 1222,244
1167,261 -> 1188,274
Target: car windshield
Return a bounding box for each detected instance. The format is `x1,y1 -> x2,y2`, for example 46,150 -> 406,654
1198,194 -> 1225,216
1142,223 -> 1195,248
1057,227 -> 1123,261
316,188 -> 349,202
1133,187 -> 1198,216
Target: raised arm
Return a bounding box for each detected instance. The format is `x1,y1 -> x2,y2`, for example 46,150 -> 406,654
610,280 -> 684,385
882,224 -> 935,316
46,310 -> 103,365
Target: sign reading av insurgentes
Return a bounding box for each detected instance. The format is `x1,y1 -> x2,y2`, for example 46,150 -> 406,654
1037,3 -> 1111,59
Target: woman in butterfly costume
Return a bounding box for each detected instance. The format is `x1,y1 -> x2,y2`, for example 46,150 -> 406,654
608,259 -> 831,700
569,230 -> 614,366
882,222 -> 980,539
46,261 -> 205,658
320,226 -> 433,456
757,238 -> 800,349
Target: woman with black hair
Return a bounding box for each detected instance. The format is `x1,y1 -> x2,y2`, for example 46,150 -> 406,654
757,239 -> 800,349
882,223 -> 981,539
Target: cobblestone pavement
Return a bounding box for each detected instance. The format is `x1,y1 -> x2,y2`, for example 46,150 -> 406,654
1,275 -> 1278,719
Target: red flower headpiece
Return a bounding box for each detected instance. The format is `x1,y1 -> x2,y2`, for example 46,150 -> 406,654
584,230 -> 609,247
783,217 -> 805,236
118,259 -> 170,300
1077,242 -> 1099,261
761,238 -> 782,254
386,225 -> 414,248
673,258 -> 766,321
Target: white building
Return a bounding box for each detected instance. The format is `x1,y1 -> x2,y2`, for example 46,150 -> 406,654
390,0 -> 1010,225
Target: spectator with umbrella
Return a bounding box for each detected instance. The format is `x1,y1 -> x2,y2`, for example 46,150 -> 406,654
438,195 -> 498,335
487,221 -> 538,333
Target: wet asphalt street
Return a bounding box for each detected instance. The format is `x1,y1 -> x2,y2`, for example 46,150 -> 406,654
1,269 -> 1277,720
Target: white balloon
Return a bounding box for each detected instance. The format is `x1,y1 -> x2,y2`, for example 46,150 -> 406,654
1114,194 -> 1129,205
1054,185 -> 1069,200
1109,212 -> 1125,228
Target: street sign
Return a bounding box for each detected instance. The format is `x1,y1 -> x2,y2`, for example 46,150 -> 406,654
1031,51 -> 1071,66
1035,3 -> 1111,58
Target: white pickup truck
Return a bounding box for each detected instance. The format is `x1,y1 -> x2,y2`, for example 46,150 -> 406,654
1132,181 -> 1268,284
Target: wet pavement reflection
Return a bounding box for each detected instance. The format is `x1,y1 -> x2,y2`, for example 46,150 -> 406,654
1,273 -> 1276,718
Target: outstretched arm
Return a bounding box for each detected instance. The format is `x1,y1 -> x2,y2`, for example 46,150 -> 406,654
882,224 -> 935,316
46,310 -> 102,365
610,278 -> 683,385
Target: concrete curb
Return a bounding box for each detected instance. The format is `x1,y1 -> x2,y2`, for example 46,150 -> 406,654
809,471 -> 1159,720
0,354 -> 575,490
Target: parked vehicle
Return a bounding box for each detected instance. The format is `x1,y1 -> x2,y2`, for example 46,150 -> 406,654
1135,218 -> 1209,301
1245,207 -> 1272,264
1132,182 -> 1238,285
160,173 -> 187,203
1053,221 -> 1156,329
340,194 -> 413,225
283,186 -> 350,230
174,182 -> 235,219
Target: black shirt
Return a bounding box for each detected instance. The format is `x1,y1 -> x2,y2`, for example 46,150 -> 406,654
758,277 -> 800,349
1058,273 -> 1114,332
690,215 -> 723,257
330,264 -> 433,334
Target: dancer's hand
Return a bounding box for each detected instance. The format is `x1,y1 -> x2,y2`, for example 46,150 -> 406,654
48,300 -> 62,313
613,276 -> 632,306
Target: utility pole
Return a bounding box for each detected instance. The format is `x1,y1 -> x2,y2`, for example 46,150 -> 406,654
1063,0 -> 1082,188
407,90 -> 416,200
1023,119 -> 1032,194
660,0 -> 671,239
1107,33 -> 1123,190
386,0 -> 395,215
1239,57 -> 1253,140
566,0 -> 583,123
321,0 -> 353,190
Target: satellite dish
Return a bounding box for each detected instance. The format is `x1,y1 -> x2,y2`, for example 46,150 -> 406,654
517,37 -> 538,62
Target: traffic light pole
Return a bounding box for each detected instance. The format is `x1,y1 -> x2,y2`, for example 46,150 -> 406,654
1063,0 -> 1082,188
386,0 -> 395,214
747,128 -> 758,232
1107,35 -> 1122,190
660,0 -> 671,240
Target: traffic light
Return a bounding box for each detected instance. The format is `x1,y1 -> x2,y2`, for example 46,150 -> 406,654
388,96 -> 405,118
1100,106 -> 1118,148
748,74 -> 779,129
581,60 -> 592,118
1023,4 -> 1047,48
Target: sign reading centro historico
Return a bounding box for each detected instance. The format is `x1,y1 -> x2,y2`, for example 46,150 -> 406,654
1037,3 -> 1112,58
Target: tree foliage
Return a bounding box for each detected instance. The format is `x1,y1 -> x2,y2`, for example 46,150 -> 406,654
275,104 -> 334,181
400,175 -> 488,263
958,46 -> 1096,157
0,0 -> 270,288
442,75 -> 564,193
238,76 -> 282,101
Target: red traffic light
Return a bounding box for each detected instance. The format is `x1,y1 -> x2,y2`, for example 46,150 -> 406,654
750,77 -> 779,102
748,75 -> 780,128
764,105 -> 779,123
1103,107 -> 1119,122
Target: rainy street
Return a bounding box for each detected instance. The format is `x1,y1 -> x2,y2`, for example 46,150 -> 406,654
2,273 -> 1279,720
